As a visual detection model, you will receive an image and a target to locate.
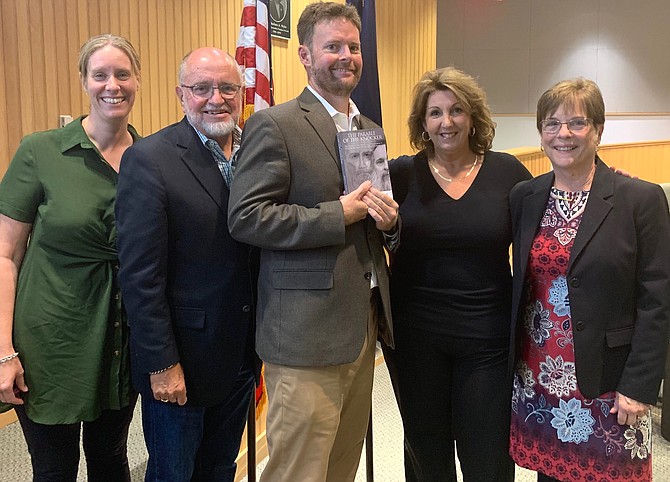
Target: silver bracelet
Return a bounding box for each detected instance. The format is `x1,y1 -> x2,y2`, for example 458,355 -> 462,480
148,364 -> 175,375
0,352 -> 19,364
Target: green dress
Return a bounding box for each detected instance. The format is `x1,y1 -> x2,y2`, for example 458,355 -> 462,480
0,117 -> 138,424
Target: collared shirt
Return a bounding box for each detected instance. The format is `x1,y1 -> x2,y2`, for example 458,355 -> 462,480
0,116 -> 139,423
191,123 -> 242,168
307,85 -> 361,132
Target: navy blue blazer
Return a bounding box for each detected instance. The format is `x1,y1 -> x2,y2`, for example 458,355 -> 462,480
509,158 -> 670,404
116,117 -> 258,407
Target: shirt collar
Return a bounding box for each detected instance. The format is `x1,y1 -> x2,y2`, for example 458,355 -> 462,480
190,122 -> 242,160
307,85 -> 361,131
60,116 -> 140,153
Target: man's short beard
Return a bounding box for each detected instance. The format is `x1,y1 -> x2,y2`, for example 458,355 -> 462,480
309,66 -> 360,98
187,113 -> 238,139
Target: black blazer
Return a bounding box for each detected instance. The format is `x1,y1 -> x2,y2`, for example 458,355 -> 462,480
116,117 -> 257,407
510,158 -> 670,404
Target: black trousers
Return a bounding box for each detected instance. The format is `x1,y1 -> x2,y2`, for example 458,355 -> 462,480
15,396 -> 137,482
384,324 -> 514,482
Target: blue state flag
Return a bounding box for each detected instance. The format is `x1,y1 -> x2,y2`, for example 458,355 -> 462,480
347,0 -> 382,127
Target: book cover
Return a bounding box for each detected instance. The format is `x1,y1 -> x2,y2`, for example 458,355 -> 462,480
336,128 -> 393,197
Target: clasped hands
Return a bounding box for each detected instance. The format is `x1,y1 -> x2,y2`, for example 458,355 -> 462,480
340,180 -> 399,231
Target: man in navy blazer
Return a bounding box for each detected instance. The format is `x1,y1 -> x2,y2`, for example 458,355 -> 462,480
116,48 -> 257,481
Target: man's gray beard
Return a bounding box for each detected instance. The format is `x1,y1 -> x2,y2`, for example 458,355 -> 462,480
187,113 -> 237,139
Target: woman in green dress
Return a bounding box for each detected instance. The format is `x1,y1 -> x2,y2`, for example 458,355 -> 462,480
0,34 -> 141,481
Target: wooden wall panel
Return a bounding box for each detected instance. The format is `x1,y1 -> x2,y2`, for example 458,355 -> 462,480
0,0 -> 435,179
507,141 -> 670,184
66,0 -> 83,117
377,0 -> 436,158
2,1 -> 22,165
16,1 -> 36,135
0,2 -> 8,176
42,0 -> 58,136
266,0 -> 313,106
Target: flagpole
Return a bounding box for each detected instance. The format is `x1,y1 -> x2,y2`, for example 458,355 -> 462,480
247,384 -> 257,482
236,2 -> 274,479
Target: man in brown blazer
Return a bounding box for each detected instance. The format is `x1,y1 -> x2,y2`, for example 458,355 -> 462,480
228,3 -> 398,481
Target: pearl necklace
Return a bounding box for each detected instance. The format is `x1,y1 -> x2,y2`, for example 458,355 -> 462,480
429,155 -> 481,182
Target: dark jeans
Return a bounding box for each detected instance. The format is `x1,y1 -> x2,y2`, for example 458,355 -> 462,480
385,324 -> 514,482
15,397 -> 137,482
142,366 -> 254,482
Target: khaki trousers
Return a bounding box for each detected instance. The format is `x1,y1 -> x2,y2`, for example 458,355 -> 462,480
260,292 -> 379,482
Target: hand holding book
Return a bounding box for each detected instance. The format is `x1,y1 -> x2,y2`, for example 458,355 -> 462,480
339,180 -> 373,226
363,186 -> 398,232
336,128 -> 393,197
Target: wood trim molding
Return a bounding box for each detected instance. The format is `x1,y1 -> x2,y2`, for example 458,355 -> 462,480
0,409 -> 17,429
505,140 -> 670,183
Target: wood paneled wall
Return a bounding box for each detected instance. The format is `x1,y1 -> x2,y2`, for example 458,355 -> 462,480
0,0 -> 244,177
506,140 -> 670,183
0,0 -> 436,176
377,1 -> 436,158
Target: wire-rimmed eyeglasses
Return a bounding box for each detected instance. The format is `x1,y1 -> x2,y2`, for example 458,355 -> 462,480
181,83 -> 241,100
540,117 -> 592,134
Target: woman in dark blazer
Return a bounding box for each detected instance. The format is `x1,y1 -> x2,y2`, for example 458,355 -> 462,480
508,78 -> 670,482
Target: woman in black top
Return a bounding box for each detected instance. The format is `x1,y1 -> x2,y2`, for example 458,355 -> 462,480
385,67 -> 531,481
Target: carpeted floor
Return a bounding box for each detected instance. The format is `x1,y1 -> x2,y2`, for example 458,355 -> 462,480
2,358 -> 669,481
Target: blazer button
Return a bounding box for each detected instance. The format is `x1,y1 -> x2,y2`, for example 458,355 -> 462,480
569,277 -> 580,288
242,305 -> 251,313
575,320 -> 585,331
364,272 -> 372,281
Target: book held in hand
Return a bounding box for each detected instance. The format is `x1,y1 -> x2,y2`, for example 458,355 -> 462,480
336,128 -> 393,197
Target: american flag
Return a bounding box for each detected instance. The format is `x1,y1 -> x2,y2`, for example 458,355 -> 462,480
236,4 -> 271,421
236,0 -> 274,126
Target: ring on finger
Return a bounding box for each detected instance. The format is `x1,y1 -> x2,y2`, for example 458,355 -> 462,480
160,398 -> 169,403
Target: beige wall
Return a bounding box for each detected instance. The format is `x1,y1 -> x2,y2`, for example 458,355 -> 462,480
436,0 -> 670,152
0,0 -> 436,176
437,0 -> 670,114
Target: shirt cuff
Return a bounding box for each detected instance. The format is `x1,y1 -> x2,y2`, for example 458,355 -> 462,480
382,217 -> 401,252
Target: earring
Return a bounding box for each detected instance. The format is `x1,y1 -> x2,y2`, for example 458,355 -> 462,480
540,145 -> 544,152
421,131 -> 431,142
469,127 -> 476,137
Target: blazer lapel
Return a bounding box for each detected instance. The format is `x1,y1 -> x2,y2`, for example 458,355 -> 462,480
568,159 -> 613,272
518,173 -> 554,278
297,88 -> 341,168
175,118 -> 227,210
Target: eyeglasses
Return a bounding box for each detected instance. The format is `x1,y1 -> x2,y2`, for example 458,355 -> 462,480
181,83 -> 241,99
540,117 -> 592,134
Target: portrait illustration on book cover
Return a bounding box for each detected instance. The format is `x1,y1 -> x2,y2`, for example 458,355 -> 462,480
336,128 -> 393,197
